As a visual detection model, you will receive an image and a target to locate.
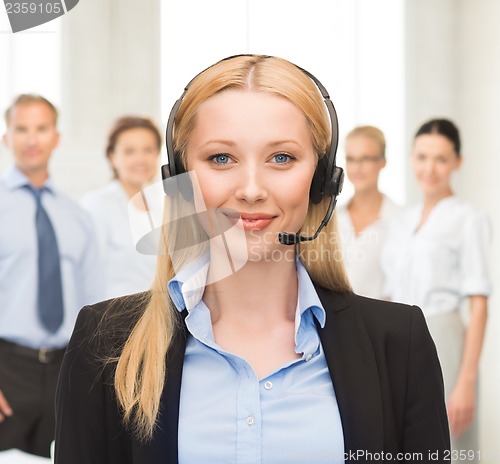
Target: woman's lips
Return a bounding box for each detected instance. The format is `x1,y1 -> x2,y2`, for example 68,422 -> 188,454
240,217 -> 274,231
224,212 -> 277,231
420,178 -> 439,187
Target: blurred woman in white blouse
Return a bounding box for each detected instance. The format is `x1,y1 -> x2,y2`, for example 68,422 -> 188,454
337,126 -> 399,298
81,116 -> 162,299
382,119 -> 491,461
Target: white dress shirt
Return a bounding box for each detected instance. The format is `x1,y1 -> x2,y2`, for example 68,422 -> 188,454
81,180 -> 159,299
337,194 -> 400,299
381,196 -> 491,316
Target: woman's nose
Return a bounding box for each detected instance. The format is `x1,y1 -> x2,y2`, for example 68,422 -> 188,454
424,160 -> 437,175
234,165 -> 268,203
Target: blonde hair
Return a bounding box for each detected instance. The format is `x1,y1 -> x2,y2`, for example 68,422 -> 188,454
112,55 -> 351,440
346,125 -> 386,158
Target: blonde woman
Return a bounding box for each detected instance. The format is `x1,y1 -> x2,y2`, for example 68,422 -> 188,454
55,55 -> 449,464
337,126 -> 399,298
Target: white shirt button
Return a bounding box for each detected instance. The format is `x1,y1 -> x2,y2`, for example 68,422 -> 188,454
246,416 -> 255,425
264,381 -> 273,390
305,354 -> 313,362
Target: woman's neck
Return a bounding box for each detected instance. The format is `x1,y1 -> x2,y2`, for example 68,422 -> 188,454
204,256 -> 298,328
204,255 -> 302,379
119,180 -> 141,199
119,180 -> 150,210
423,187 -> 454,211
416,188 -> 454,232
349,187 -> 383,213
347,188 -> 383,235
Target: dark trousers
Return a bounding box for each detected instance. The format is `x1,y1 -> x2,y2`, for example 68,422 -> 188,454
0,339 -> 65,458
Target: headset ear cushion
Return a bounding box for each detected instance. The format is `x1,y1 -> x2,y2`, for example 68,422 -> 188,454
327,166 -> 344,197
310,156 -> 328,204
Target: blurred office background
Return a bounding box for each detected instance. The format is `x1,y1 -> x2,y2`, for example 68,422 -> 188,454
1,0 -> 499,458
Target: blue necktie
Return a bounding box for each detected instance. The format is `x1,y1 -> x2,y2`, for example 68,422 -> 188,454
26,186 -> 64,333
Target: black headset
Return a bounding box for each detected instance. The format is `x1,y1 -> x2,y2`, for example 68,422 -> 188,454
161,54 -> 344,245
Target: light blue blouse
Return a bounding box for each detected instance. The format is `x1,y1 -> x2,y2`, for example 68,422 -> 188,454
168,256 -> 345,464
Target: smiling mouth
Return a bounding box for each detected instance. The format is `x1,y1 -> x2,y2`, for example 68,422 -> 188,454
222,211 -> 277,231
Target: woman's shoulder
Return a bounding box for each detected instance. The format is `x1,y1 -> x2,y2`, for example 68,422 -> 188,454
437,197 -> 491,237
344,291 -> 419,318
448,196 -> 489,221
351,293 -> 423,325
68,292 -> 151,358
316,287 -> 425,336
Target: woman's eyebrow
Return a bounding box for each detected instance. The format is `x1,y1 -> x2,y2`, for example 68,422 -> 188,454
266,140 -> 303,148
200,140 -> 237,148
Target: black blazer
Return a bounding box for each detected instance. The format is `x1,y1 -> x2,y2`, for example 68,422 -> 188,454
55,288 -> 450,463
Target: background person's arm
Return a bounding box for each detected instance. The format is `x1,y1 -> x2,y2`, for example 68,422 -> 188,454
447,295 -> 488,438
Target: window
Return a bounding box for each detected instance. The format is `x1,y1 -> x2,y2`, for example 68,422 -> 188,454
0,10 -> 61,135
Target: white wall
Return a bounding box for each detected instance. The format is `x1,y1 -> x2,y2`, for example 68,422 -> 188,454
0,14 -> 61,174
404,0 -> 459,203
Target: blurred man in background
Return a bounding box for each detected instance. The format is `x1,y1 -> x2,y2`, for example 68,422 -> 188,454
0,94 -> 103,458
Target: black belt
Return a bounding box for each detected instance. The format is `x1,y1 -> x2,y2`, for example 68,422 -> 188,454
0,339 -> 66,364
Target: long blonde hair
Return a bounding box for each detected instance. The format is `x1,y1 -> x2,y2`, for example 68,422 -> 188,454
113,55 -> 351,440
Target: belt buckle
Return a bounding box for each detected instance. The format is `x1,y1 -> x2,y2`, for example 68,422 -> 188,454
38,347 -> 50,363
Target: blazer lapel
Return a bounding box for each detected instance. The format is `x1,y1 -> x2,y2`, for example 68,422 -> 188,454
315,287 -> 384,455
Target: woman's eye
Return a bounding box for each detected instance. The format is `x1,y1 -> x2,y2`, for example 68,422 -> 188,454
272,153 -> 293,164
210,154 -> 231,165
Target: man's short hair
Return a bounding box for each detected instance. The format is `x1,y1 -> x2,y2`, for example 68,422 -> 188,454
4,94 -> 59,126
